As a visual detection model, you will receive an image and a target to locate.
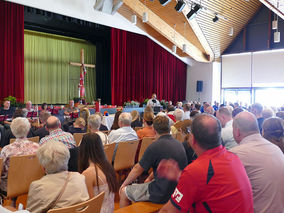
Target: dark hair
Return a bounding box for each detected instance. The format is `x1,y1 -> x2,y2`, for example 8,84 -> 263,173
78,133 -> 118,193
13,109 -> 25,118
232,107 -> 244,118
143,112 -> 154,126
276,111 -> 284,120
191,114 -> 221,150
195,104 -> 201,110
153,116 -> 170,134
167,105 -> 175,112
190,110 -> 200,118
263,117 -> 284,142
41,103 -> 47,110
183,103 -> 190,111
111,111 -> 122,130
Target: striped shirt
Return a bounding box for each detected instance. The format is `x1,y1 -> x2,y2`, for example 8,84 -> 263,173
39,129 -> 76,149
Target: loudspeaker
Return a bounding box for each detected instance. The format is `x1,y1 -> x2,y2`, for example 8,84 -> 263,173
196,81 -> 203,92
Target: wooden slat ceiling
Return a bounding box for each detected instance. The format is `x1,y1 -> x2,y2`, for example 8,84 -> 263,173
119,0 -> 262,61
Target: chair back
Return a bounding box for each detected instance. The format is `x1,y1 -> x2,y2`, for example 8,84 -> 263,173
114,140 -> 139,171
104,143 -> 116,163
10,136 -> 40,144
47,191 -> 105,213
138,137 -> 156,161
73,133 -> 85,146
0,158 -> 3,183
7,154 -> 45,198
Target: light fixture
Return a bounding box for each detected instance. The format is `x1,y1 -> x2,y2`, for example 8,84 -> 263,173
182,22 -> 187,53
274,31 -> 280,43
212,15 -> 219,22
143,12 -> 148,22
159,0 -> 171,6
182,44 -> 187,52
131,14 -> 137,25
172,45 -> 177,53
229,27 -> 234,36
172,24 -> 177,53
175,0 -> 186,13
186,4 -> 201,20
272,14 -> 278,30
111,0 -> 123,15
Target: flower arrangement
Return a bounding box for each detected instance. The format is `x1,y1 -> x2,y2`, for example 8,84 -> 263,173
4,96 -> 24,108
123,100 -> 140,108
160,99 -> 169,109
143,98 -> 149,106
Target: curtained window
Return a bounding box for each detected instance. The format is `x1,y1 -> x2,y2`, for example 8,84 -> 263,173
24,30 -> 96,104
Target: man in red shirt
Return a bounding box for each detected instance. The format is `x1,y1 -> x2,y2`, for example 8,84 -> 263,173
158,114 -> 253,213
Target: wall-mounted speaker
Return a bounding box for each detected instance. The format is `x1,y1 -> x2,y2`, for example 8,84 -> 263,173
196,80 -> 203,92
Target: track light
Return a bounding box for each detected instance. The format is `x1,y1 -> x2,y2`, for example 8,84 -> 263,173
186,4 -> 201,20
182,44 -> 187,52
212,15 -> 219,22
172,45 -> 177,53
274,31 -> 280,43
143,12 -> 148,23
159,0 -> 171,6
131,14 -> 137,25
175,0 -> 186,13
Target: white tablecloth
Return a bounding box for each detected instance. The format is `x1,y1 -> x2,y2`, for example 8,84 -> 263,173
101,114 -> 115,130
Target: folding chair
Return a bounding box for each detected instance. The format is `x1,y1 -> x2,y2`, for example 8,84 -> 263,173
104,143 -> 116,163
10,136 -> 40,144
138,137 -> 156,161
73,133 -> 85,146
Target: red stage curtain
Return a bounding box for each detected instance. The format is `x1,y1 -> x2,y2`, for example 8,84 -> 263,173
111,28 -> 187,106
0,1 -> 24,102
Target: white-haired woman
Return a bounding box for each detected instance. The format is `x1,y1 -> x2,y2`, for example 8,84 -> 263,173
88,114 -> 109,145
171,109 -> 184,134
0,117 -> 39,192
26,141 -> 89,213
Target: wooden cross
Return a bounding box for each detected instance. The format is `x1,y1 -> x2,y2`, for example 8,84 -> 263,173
69,49 -> 95,98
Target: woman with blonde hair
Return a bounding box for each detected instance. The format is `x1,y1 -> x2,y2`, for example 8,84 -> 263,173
130,110 -> 142,128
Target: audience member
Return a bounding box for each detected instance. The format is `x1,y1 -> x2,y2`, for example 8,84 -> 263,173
111,111 -> 122,130
230,111 -> 284,213
182,104 -> 190,120
194,103 -> 201,112
147,93 -> 160,107
68,117 -> 86,134
262,117 -> 284,153
205,106 -> 214,115
26,141 -> 89,212
216,107 -> 238,149
232,107 -> 243,118
33,111 -> 51,139
166,105 -> 176,123
41,103 -> 48,113
137,112 -> 155,139
63,100 -> 79,131
212,101 -> 219,111
0,100 -> 14,118
276,111 -> 284,120
22,101 -> 34,116
94,112 -> 108,131
158,114 -> 253,213
190,110 -> 199,119
119,116 -> 187,207
144,106 -> 154,114
64,100 -> 79,116
171,109 -> 184,134
262,108 -> 274,119
0,118 -> 39,192
78,133 -> 118,213
251,103 -> 264,132
176,102 -> 183,109
130,110 -> 142,128
40,116 -> 76,149
88,114 -> 109,145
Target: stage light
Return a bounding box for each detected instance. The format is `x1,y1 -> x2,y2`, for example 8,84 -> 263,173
159,0 -> 171,6
175,0 -> 186,13
131,14 -> 137,25
186,4 -> 201,20
212,15 -> 219,22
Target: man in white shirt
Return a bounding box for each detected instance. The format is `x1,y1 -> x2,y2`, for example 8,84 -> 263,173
230,111 -> 284,213
182,103 -> 190,120
216,107 -> 238,149
147,93 -> 160,107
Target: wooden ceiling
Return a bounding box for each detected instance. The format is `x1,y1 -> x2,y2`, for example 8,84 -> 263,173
119,0 -> 262,61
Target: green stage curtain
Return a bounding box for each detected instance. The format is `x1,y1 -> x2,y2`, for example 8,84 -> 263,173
24,30 -> 96,104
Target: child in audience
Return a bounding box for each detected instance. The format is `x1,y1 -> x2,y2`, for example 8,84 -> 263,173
78,133 -> 118,213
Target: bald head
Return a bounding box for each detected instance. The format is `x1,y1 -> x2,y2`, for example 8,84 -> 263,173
192,114 -> 221,150
46,116 -> 61,130
233,111 -> 259,143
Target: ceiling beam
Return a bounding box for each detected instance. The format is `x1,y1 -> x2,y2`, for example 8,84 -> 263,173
259,0 -> 284,20
122,0 -> 210,62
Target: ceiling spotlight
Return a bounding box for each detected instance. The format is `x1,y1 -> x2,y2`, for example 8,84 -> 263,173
182,44 -> 187,52
159,0 -> 171,6
186,4 -> 201,20
175,0 -> 186,13
172,45 -> 177,53
213,15 -> 219,22
131,14 -> 137,25
274,31 -> 280,43
143,12 -> 148,23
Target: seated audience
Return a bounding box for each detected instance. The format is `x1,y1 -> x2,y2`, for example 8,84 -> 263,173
250,103 -> 264,132
41,103 -> 48,113
26,141 -> 89,213
262,117 -> 284,153
262,108 -> 274,119
0,117 -> 39,192
176,102 -> 183,109
33,111 -> 50,140
166,105 -> 176,123
232,107 -> 244,118
40,116 -> 76,149
205,106 -> 214,115
0,100 -> 14,118
130,110 -> 142,128
78,133 -> 118,213
230,111 -> 284,213
171,109 -> 184,134
94,112 -> 108,131
147,93 -> 160,107
68,117 -> 86,134
216,107 -> 238,149
63,100 -> 79,131
180,119 -> 197,165
79,107 -> 90,127
276,111 -> 284,120
144,105 -> 154,114
194,103 -> 201,112
22,101 -> 34,116
158,114 -> 253,213
108,112 -> 138,143
119,116 -> 187,207
137,112 -> 155,139
110,111 -> 122,130
190,110 -> 199,119
182,104 -> 190,120
88,114 -> 109,145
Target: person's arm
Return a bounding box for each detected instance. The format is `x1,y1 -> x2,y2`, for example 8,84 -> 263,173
144,171 -> 154,183
119,163 -> 144,193
82,170 -> 95,198
159,201 -> 183,213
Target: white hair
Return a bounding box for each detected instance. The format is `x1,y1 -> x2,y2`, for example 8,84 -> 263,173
37,141 -> 70,174
174,109 -> 184,121
11,117 -> 31,138
88,114 -> 101,130
119,112 -> 132,126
